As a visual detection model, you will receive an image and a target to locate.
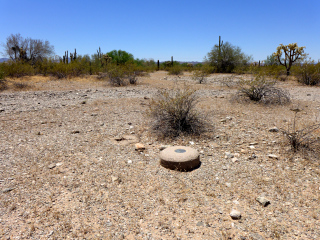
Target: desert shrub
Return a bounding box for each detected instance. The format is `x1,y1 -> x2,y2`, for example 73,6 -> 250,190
236,75 -> 290,104
167,65 -> 183,75
192,70 -> 208,84
50,62 -> 68,79
13,82 -> 30,90
0,79 -> 8,91
106,66 -> 127,86
3,61 -> 34,78
200,64 -> 216,74
282,111 -> 320,152
149,88 -> 206,138
294,61 -> 320,86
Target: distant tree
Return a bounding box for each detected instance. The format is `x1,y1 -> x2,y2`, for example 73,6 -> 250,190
205,36 -> 251,73
265,54 -> 278,66
107,50 -> 134,65
2,33 -> 54,64
273,43 -> 306,76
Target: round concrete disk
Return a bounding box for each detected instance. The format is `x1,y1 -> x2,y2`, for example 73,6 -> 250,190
160,146 -> 200,171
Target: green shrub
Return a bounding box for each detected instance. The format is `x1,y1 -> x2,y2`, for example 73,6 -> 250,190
294,61 -> 320,85
149,88 -> 206,138
167,65 -> 183,75
192,70 -> 208,84
236,75 -> 290,104
106,66 -> 127,86
2,61 -> 34,78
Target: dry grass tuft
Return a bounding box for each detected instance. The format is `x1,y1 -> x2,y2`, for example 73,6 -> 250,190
149,87 -> 207,138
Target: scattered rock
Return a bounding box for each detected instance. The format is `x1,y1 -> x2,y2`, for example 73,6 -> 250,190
48,163 -> 56,169
196,221 -> 204,226
225,152 -> 234,159
111,176 -> 120,183
250,233 -> 266,240
127,160 -> 133,164
225,183 -> 232,187
232,157 -> 239,163
111,135 -> 139,145
269,127 -> 279,132
230,209 -> 241,220
268,154 -> 279,159
135,143 -> 145,151
159,145 -> 171,151
71,130 -> 80,134
2,187 -> 14,193
256,196 -> 271,207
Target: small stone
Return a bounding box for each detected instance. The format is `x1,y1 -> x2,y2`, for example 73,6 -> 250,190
127,160 -> 132,164
71,130 -> 80,134
2,188 -> 14,193
231,157 -> 239,163
225,183 -> 231,187
220,119 -> 227,123
196,221 -> 204,226
230,209 -> 241,220
111,176 -> 120,182
56,162 -> 63,167
189,141 -> 195,145
225,152 -> 234,159
269,127 -> 279,132
249,145 -> 255,149
159,145 -> 171,151
268,154 -> 279,159
135,143 -> 145,151
256,196 -> 271,207
48,163 -> 56,169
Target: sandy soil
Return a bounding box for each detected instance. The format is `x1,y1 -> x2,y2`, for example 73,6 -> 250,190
0,72 -> 320,239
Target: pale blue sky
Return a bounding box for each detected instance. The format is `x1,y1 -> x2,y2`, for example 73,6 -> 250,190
1,0 -> 319,62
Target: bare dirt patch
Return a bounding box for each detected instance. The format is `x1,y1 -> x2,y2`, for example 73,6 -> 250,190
1,72 -> 320,239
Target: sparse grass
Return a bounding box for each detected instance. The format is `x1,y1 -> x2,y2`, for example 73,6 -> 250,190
281,111 -> 320,153
149,87 -> 206,138
192,70 -> 208,84
236,74 -> 291,104
167,65 -> 183,75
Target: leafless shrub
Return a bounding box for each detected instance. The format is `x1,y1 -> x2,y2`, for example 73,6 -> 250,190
0,79 -> 8,91
281,111 -> 320,153
236,75 -> 290,104
127,71 -> 138,85
149,88 -> 207,138
220,74 -> 239,87
13,82 -> 30,90
192,70 -> 208,84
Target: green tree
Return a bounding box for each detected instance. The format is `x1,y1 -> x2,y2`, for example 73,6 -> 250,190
205,37 -> 251,73
273,43 -> 306,76
265,54 -> 278,66
107,49 -> 134,65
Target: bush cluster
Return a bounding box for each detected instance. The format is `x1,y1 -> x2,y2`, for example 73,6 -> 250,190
149,88 -> 206,138
293,62 -> 320,86
236,75 -> 291,105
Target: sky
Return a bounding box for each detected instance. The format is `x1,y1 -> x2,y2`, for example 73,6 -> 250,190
0,0 -> 319,62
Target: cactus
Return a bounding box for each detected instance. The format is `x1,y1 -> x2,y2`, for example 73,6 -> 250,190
74,48 -> 77,60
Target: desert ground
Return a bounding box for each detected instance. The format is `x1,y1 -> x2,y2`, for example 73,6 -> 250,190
0,71 -> 320,239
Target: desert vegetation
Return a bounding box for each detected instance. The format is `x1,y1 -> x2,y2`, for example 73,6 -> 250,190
1,34 -> 320,239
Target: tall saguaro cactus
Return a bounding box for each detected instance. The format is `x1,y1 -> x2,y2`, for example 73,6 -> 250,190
218,36 -> 223,70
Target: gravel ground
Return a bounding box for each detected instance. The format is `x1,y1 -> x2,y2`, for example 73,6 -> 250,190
0,72 -> 320,239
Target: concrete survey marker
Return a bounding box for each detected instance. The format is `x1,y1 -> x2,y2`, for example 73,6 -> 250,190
160,146 -> 200,171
